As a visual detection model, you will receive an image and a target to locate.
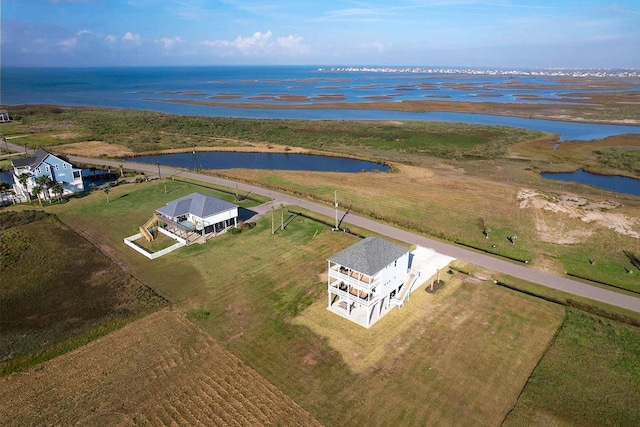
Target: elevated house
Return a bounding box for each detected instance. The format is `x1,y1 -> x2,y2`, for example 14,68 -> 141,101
12,149 -> 84,202
327,237 -> 420,328
0,110 -> 10,123
153,192 -> 239,243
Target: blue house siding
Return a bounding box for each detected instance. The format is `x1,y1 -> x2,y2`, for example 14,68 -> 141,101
12,149 -> 84,200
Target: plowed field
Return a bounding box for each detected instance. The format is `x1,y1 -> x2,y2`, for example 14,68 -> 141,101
0,309 -> 321,427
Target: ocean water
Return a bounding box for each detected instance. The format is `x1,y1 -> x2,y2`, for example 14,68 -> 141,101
2,66 -> 639,140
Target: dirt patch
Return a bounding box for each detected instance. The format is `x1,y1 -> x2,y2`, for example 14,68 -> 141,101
0,309 -> 321,426
518,189 -> 640,239
53,140 -> 135,157
50,132 -> 81,139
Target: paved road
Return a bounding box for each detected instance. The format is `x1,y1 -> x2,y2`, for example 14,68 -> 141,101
7,142 -> 640,313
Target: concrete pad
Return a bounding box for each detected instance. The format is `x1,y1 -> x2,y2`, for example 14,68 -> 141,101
409,246 -> 456,288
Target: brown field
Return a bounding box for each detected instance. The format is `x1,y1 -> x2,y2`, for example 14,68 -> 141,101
295,277 -> 565,425
52,139 -> 311,157
53,140 -> 135,157
0,309 -> 321,427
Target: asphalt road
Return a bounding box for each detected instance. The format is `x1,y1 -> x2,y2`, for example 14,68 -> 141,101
6,142 -> 640,313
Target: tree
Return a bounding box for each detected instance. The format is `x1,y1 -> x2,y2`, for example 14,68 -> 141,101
18,173 -> 30,200
35,175 -> 52,202
104,186 -> 110,203
51,182 -> 64,201
32,184 -> 43,206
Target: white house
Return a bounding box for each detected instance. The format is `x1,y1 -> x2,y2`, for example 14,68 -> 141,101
327,237 -> 417,328
327,237 -> 455,328
12,149 -> 84,202
0,110 -> 10,123
156,192 -> 239,239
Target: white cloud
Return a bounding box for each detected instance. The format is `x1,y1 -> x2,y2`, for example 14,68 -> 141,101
104,34 -> 118,44
202,31 -> 309,57
158,36 -> 184,49
122,32 -> 141,45
76,29 -> 93,36
276,34 -> 309,55
57,37 -> 77,52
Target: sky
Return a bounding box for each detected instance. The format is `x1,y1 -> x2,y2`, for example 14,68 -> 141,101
1,0 -> 639,68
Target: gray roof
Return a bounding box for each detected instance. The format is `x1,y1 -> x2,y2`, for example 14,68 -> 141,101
12,149 -> 51,168
157,192 -> 238,219
328,237 -> 409,276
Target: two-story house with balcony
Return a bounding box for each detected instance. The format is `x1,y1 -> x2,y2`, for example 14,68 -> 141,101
12,149 -> 84,201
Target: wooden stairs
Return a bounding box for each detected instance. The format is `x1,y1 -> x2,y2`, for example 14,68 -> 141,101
140,214 -> 161,242
390,273 -> 419,308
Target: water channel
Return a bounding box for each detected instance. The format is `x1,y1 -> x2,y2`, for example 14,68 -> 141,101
541,169 -> 640,197
126,151 -> 389,173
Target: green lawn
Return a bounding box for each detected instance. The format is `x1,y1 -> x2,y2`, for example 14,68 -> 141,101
0,211 -> 166,376
504,309 -> 640,426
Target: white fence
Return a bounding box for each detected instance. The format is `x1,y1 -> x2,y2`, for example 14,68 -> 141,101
124,227 -> 186,260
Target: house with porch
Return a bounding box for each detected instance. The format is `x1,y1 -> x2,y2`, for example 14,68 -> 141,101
12,149 -> 84,202
155,192 -> 239,242
0,110 -> 10,122
327,237 -> 455,328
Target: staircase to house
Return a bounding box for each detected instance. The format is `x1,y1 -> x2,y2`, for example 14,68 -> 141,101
140,214 -> 161,242
390,272 -> 419,308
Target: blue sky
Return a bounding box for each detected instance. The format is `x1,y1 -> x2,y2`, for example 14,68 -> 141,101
2,0 -> 639,68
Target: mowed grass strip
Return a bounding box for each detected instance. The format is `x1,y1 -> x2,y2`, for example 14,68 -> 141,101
504,309 -> 640,426
0,310 -> 322,427
0,210 -> 166,375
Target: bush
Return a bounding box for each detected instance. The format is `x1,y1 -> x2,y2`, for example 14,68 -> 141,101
229,227 -> 242,235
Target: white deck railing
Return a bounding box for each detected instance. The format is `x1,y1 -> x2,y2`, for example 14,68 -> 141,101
328,285 -> 378,306
329,269 -> 377,290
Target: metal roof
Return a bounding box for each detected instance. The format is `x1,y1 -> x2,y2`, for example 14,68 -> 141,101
12,149 -> 51,168
157,192 -> 238,219
328,237 -> 409,276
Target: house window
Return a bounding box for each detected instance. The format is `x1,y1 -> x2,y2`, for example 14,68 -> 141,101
55,164 -> 59,170
394,260 -> 397,267
63,164 -> 68,169
45,165 -> 50,171
36,167 -> 41,174
73,171 -> 80,179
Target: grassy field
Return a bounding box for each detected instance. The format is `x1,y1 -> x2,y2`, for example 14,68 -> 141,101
2,106 -> 545,159
0,210 -> 166,375
0,309 -> 322,426
504,309 -> 640,426
2,107 -> 639,424
34,180 -> 566,425
2,179 -> 638,425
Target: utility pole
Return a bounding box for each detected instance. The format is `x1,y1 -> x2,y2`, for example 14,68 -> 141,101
271,206 -> 275,234
281,203 -> 284,231
334,190 -> 339,230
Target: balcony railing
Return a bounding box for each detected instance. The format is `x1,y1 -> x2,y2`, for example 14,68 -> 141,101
329,283 -> 377,306
329,268 -> 378,290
